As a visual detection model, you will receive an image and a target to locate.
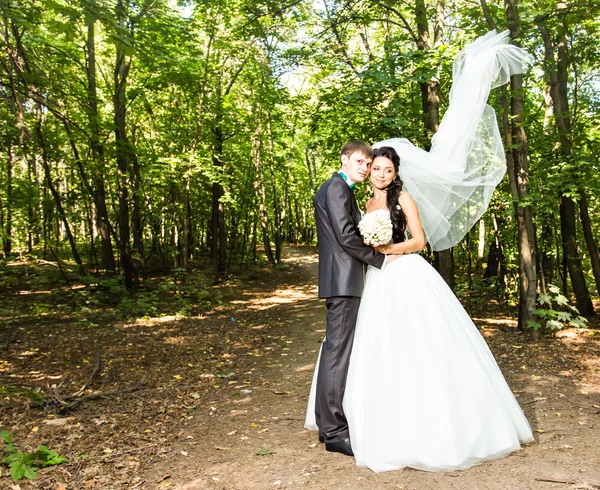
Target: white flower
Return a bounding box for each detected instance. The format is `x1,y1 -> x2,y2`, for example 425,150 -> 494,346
358,213 -> 393,247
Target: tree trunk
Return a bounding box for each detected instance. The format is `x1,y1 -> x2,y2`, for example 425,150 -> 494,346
540,223 -> 554,292
539,20 -> 594,316
131,150 -> 145,272
86,17 -> 115,272
579,189 -> 600,294
251,124 -> 275,265
494,0 -> 538,329
559,197 -> 594,314
266,114 -> 283,263
114,0 -> 134,288
481,0 -> 538,324
35,105 -> 84,275
3,142 -> 13,256
415,0 -> 454,288
210,124 -> 227,273
476,219 -> 485,270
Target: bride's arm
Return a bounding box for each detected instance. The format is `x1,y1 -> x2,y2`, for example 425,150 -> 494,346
377,192 -> 426,255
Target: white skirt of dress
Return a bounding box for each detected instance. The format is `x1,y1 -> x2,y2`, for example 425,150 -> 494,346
305,253 -> 534,473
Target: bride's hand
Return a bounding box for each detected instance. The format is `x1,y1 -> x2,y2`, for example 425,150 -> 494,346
375,244 -> 391,254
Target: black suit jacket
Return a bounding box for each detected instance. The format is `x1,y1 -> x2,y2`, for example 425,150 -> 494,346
314,172 -> 385,298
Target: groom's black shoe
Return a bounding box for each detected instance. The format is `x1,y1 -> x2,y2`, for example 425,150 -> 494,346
325,437 -> 354,457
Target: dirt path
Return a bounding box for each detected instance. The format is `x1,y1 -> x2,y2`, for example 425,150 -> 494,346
1,246 -> 599,489
144,247 -> 600,490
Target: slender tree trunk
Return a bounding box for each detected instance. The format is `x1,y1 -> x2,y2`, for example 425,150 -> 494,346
416,0 -> 454,288
3,142 -> 13,255
266,114 -> 283,263
210,125 -> 227,273
251,123 -> 275,265
540,222 -> 554,292
579,190 -> 600,294
183,174 -> 192,270
539,20 -> 594,315
476,219 -> 485,270
114,0 -> 134,288
86,18 -> 115,272
506,0 -> 538,329
26,149 -> 34,253
35,105 -> 84,274
131,151 -> 145,271
481,0 -> 538,324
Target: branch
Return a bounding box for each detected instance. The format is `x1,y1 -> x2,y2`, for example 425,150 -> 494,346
480,0 -> 498,30
323,0 -> 360,77
377,3 -> 419,44
50,380 -> 146,413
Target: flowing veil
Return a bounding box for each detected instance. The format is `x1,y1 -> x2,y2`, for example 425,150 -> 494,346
373,30 -> 534,251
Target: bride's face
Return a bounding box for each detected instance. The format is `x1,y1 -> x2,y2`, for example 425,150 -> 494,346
370,156 -> 396,190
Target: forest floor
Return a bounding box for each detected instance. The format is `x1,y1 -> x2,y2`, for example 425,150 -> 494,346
1,246 -> 600,490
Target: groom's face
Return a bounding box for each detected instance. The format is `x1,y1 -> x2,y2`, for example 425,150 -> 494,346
341,151 -> 372,184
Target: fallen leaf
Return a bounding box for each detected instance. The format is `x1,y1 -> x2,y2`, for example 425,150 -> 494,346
180,450 -> 188,456
43,418 -> 70,426
274,391 -> 291,395
215,446 -> 231,451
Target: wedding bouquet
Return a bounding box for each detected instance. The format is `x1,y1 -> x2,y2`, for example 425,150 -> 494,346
358,212 -> 393,246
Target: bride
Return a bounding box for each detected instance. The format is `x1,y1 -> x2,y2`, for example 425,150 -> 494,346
304,30 -> 535,473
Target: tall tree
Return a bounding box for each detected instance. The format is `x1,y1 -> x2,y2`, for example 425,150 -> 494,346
538,11 -> 594,316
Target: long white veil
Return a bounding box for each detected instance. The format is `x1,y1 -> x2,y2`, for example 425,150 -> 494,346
373,30 -> 533,251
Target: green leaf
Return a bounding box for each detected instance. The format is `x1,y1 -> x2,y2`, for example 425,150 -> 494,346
547,319 -> 564,330
555,295 -> 569,307
36,445 -> 68,466
537,293 -> 552,306
527,320 -> 542,331
557,311 -> 572,322
10,461 -> 26,481
3,450 -> 24,464
570,316 -> 589,328
23,465 -> 38,479
0,430 -> 12,444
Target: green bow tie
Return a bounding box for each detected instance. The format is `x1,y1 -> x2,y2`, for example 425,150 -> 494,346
339,171 -> 356,191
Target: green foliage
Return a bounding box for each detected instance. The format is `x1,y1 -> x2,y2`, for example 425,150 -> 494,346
0,386 -> 45,407
529,285 -> 589,331
0,0 -> 599,306
254,448 -> 276,456
0,431 -> 68,481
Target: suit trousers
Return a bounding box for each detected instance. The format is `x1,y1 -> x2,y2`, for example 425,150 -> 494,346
315,296 -> 360,443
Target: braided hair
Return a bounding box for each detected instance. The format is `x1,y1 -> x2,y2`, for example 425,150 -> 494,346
373,146 -> 407,244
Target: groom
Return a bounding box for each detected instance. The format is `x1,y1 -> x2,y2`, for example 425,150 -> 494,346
313,140 -> 391,456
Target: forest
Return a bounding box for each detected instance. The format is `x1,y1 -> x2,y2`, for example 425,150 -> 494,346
0,0 -> 599,488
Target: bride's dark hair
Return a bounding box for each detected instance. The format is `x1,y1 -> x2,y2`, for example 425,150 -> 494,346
373,146 -> 406,243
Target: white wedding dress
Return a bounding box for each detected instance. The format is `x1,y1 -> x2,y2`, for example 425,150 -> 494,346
305,211 -> 534,472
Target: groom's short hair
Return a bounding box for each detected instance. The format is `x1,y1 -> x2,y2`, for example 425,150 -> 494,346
340,140 -> 374,161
